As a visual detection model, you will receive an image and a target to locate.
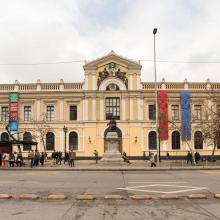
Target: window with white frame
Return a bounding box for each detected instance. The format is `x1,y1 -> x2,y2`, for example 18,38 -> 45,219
194,105 -> 202,120
1,106 -> 9,122
24,106 -> 32,121
69,105 -> 77,120
46,105 -> 55,121
171,105 -> 179,120
149,104 -> 156,120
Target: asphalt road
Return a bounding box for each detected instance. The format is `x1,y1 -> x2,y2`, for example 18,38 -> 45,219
0,170 -> 220,220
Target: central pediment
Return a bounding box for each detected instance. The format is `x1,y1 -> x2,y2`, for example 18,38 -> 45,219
83,50 -> 142,71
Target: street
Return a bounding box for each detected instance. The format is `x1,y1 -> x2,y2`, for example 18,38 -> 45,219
0,170 -> 220,219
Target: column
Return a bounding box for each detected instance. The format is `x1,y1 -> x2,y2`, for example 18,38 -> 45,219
137,97 -> 143,120
130,97 -> 134,120
129,75 -> 133,90
100,97 -> 104,120
83,74 -> 89,90
93,74 -> 97,90
36,98 -> 41,121
83,97 -> 88,121
122,96 -> 126,120
60,128 -> 64,152
60,98 -> 64,121
92,97 -> 96,120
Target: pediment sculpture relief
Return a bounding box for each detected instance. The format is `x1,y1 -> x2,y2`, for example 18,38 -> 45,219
98,62 -> 128,88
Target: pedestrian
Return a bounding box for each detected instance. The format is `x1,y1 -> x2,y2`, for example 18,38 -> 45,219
166,152 -> 170,160
69,150 -> 76,167
40,152 -> 45,166
150,153 -> 156,167
2,152 -> 9,168
122,152 -> 131,164
64,151 -> 69,164
186,151 -> 192,165
28,150 -> 35,168
195,152 -> 201,164
143,151 -> 146,161
93,149 -> 99,164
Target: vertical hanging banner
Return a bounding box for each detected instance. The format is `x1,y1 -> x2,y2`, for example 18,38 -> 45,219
181,91 -> 191,141
157,91 -> 168,140
9,92 -> 19,131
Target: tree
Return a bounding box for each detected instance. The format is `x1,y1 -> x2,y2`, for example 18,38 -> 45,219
195,90 -> 220,159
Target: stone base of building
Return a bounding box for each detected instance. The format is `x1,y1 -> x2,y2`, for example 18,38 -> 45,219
100,152 -> 123,164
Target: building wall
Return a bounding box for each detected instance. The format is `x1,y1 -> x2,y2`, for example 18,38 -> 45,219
0,53 -> 220,157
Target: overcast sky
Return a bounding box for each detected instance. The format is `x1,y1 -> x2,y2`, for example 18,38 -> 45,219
0,0 -> 220,84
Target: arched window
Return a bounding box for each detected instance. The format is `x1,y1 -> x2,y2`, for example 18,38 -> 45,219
148,131 -> 157,150
172,131 -> 181,150
194,131 -> 203,149
69,131 -> 78,151
1,132 -> 9,141
23,132 -> 32,151
46,132 -> 55,151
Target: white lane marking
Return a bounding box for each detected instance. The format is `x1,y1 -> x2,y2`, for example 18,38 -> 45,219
128,181 -> 187,184
117,184 -> 208,194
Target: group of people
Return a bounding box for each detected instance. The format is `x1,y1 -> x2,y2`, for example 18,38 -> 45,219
28,150 -> 47,168
1,152 -> 23,167
186,151 -> 201,165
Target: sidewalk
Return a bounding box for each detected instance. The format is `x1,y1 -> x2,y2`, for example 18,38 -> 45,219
1,160 -> 220,171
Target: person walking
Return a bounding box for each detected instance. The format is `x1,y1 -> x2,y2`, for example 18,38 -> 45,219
93,150 -> 99,164
150,153 -> 156,167
122,152 -> 131,164
64,151 -> 69,165
69,150 -> 76,167
186,151 -> 192,165
3,152 -> 9,168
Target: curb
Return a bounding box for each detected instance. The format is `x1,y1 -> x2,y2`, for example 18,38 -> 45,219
130,195 -> 152,200
47,194 -> 67,200
19,194 -> 39,200
104,195 -> 126,200
0,194 -> 12,199
160,195 -> 180,200
187,194 -> 207,199
76,195 -> 95,200
1,167 -> 220,172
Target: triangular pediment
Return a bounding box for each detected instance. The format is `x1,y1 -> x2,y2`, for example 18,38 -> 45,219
83,50 -> 142,70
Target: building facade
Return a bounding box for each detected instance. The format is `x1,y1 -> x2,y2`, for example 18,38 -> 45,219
0,51 -> 220,157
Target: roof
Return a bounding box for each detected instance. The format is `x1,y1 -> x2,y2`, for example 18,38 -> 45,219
83,50 -> 142,70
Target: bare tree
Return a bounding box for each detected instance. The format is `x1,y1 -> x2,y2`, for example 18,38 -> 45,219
195,90 -> 220,159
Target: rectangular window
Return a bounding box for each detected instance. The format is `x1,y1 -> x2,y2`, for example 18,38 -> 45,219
171,105 -> 179,120
69,105 -> 77,120
105,97 -> 120,120
149,104 -> 156,120
46,105 -> 54,121
194,105 -> 202,120
1,106 -> 9,122
24,106 -> 32,121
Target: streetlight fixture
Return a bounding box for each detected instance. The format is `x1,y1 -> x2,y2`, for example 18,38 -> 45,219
63,126 -> 67,153
153,28 -> 160,167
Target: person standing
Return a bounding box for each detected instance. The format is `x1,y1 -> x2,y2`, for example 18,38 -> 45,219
3,153 -> 9,168
93,150 -> 99,164
69,150 -> 75,167
40,152 -> 45,166
28,150 -> 35,168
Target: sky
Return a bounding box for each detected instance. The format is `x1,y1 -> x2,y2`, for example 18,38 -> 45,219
0,0 -> 220,83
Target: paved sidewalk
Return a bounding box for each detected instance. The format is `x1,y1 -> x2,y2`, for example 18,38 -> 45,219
1,160 -> 220,171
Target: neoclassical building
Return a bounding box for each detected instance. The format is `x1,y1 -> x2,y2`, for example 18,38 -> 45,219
0,51 -> 220,157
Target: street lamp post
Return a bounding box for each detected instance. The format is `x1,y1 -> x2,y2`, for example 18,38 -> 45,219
153,28 -> 160,167
63,126 -> 67,153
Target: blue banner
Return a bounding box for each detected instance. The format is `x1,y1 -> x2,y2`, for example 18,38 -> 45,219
181,91 -> 191,141
9,121 -> 18,131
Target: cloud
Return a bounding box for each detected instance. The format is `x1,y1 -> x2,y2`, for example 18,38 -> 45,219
0,0 -> 220,83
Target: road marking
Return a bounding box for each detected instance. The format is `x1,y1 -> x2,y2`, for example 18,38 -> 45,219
118,184 -> 208,194
128,181 -> 187,184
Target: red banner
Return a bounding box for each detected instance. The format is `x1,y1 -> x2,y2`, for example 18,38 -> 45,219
157,91 -> 168,140
10,103 -> 18,112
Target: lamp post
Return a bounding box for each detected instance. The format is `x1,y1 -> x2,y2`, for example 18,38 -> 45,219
153,28 -> 160,167
63,126 -> 67,153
